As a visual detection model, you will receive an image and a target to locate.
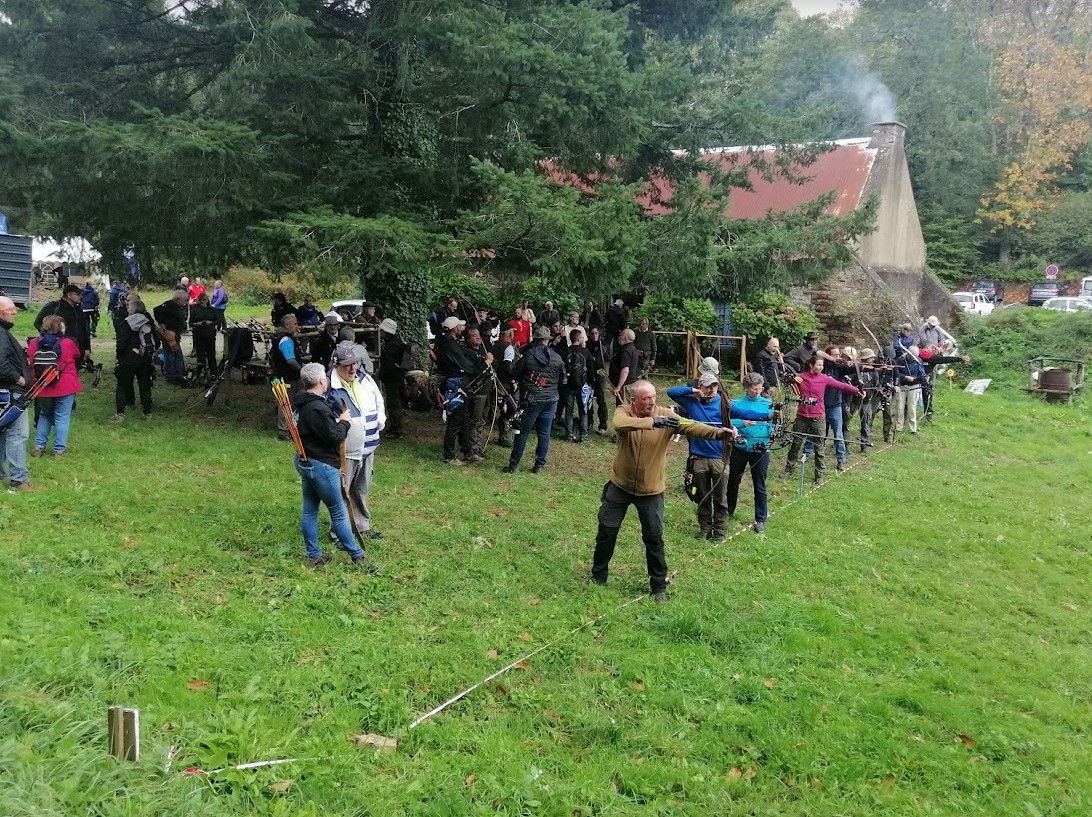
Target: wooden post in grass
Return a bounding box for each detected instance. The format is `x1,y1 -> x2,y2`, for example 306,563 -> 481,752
108,706 -> 140,761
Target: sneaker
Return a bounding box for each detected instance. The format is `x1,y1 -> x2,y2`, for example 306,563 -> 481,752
8,482 -> 44,493
52,451 -> 67,458
501,465 -> 518,473
307,554 -> 334,568
814,476 -> 825,487
109,414 -> 125,424
694,529 -> 710,540
652,592 -> 669,604
351,555 -> 381,575
588,575 -> 607,586
443,458 -> 466,466
779,468 -> 794,479
579,436 -> 588,443
497,437 -> 510,447
836,462 -> 847,473
753,521 -> 766,534
596,428 -> 608,436
567,435 -> 577,442
465,454 -> 484,465
364,530 -> 383,540
531,463 -> 544,474
710,531 -> 726,542
30,448 -> 45,458
140,413 -> 152,421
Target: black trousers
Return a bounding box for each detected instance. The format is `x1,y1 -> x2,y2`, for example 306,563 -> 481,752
193,333 -> 217,372
381,376 -> 404,436
115,361 -> 153,415
592,483 -> 668,593
588,373 -> 609,431
443,401 -> 472,461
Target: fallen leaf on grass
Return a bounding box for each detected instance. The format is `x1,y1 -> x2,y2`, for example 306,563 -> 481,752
731,673 -> 742,681
1062,602 -> 1078,611
161,722 -> 177,731
169,463 -> 182,470
486,649 -> 499,658
513,660 -> 530,670
186,678 -> 210,691
464,774 -> 476,786
872,568 -> 883,581
350,733 -> 397,753
630,681 -> 645,691
995,534 -> 1005,542
809,778 -> 821,788
214,593 -> 226,605
270,779 -> 294,793
792,742 -> 806,750
529,598 -> 541,606
783,776 -> 795,787
520,632 -> 533,642
957,733 -> 976,748
727,765 -> 743,780
763,678 -> 776,689
746,766 -> 757,779
488,508 -> 502,517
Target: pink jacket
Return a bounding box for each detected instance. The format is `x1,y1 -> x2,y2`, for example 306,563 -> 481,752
792,371 -> 857,419
27,336 -> 83,398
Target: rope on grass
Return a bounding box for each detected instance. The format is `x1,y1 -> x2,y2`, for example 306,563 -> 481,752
406,440 -> 897,730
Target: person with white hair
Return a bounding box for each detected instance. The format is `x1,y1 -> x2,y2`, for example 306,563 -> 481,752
291,362 -> 378,572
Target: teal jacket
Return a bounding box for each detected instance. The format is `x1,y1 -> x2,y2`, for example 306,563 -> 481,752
730,393 -> 775,452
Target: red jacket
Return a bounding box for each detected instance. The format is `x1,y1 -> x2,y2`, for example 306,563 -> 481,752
27,336 -> 83,398
792,370 -> 857,419
508,318 -> 531,348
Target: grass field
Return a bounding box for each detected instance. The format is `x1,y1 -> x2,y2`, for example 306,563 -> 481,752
2,295 -> 1091,816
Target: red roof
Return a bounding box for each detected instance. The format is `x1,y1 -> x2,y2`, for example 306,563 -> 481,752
544,139 -> 877,219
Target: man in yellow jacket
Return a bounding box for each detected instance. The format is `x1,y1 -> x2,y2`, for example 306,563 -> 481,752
590,380 -> 736,603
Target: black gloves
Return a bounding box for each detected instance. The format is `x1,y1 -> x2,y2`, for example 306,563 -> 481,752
652,415 -> 680,429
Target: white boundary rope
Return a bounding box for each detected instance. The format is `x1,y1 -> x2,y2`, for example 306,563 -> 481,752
406,439 -> 896,730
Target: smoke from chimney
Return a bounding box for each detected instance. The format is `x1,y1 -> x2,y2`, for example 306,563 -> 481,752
838,55 -> 897,124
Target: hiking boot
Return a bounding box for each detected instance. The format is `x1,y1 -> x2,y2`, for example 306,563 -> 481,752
52,451 -> 67,458
567,435 -> 577,442
694,528 -> 710,540
652,592 -> 669,604
596,427 -> 608,436
497,436 -> 510,447
588,575 -> 607,587
780,468 -> 794,479
836,462 -> 847,473
501,465 -> 518,474
364,530 -> 383,540
109,414 -> 125,424
465,454 -> 484,465
531,464 -> 544,474
30,448 -> 45,458
352,555 -> 381,575
814,475 -> 825,487
307,554 -> 334,568
8,482 -> 44,493
443,458 -> 466,466
753,521 -> 766,534
711,530 -> 727,542
140,413 -> 152,421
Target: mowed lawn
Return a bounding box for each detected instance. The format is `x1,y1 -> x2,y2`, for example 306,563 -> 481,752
2,300 -> 1091,816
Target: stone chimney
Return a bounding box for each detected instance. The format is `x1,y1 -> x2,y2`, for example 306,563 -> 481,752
869,121 -> 907,156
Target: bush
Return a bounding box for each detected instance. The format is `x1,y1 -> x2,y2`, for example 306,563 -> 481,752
499,276 -> 581,319
632,296 -> 717,334
729,293 -> 819,353
428,270 -> 496,312
224,266 -> 356,306
961,307 -> 1092,389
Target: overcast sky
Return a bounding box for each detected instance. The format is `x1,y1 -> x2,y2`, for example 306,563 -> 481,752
791,0 -> 848,16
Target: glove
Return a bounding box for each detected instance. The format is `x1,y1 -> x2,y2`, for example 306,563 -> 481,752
652,415 -> 680,429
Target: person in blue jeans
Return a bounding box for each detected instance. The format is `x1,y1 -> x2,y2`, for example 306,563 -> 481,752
805,345 -> 851,472
726,373 -> 777,533
504,326 -> 565,474
291,362 -> 379,572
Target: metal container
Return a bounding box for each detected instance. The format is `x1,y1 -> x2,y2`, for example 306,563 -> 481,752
1038,367 -> 1072,402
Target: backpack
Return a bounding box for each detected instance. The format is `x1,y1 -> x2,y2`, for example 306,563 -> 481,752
399,342 -> 415,371
136,322 -> 157,362
33,336 -> 61,381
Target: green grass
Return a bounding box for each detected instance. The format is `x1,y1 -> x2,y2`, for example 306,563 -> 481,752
2,305 -> 1091,816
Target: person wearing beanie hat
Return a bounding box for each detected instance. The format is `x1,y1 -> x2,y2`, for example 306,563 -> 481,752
668,373 -> 769,540
503,323 -> 564,474
325,341 -> 386,542
377,318 -> 409,438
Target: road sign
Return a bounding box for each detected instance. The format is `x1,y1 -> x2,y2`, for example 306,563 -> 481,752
1045,264 -> 1059,279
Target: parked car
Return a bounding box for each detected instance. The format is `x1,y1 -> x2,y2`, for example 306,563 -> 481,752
1042,296 -> 1092,313
952,291 -> 995,316
330,299 -> 369,318
1028,280 -> 1064,306
971,278 -> 1005,303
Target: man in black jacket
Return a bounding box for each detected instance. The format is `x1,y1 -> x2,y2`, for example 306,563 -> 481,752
189,292 -> 225,375
493,327 -> 519,446
291,362 -> 378,572
111,297 -> 156,423
1,295 -> 39,491
270,313 -> 303,439
377,318 -> 408,438
755,337 -> 783,394
587,326 -> 609,435
609,328 -> 640,406
34,284 -> 89,359
153,289 -> 189,384
435,315 -> 492,465
504,325 -> 565,474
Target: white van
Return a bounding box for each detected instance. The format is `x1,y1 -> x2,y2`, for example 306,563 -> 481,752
1080,276 -> 1092,300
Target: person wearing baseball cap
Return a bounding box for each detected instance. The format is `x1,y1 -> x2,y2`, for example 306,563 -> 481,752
326,341 -> 386,543
436,313 -> 491,465
918,315 -> 945,349
376,318 -> 408,438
